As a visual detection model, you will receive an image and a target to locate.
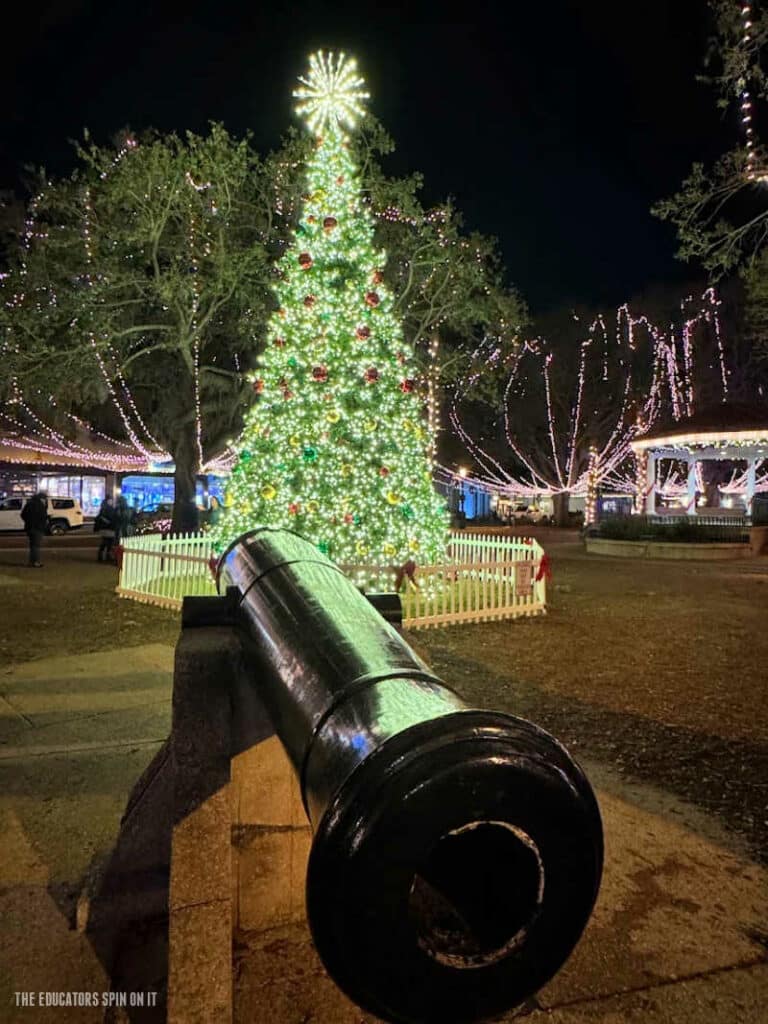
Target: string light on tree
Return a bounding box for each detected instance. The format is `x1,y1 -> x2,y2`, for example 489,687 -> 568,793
210,52 -> 448,568
451,289 -> 733,503
738,2 -> 768,182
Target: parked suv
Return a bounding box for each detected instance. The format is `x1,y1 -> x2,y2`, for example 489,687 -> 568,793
510,503 -> 551,524
0,496 -> 84,534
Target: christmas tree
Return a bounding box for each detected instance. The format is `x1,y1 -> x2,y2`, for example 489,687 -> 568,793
210,52 -> 448,566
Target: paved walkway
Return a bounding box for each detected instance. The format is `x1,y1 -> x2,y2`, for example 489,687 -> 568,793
234,760 -> 768,1023
0,644 -> 173,1022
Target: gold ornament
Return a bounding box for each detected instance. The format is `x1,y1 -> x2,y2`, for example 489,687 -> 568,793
409,539 -> 420,553
307,500 -> 319,514
383,542 -> 396,557
341,463 -> 353,478
364,419 -> 377,432
386,491 -> 400,505
355,540 -> 369,557
261,485 -> 277,501
326,409 -> 341,423
289,435 -> 301,448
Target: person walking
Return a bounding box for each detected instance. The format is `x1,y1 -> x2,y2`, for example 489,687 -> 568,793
21,491 -> 48,568
95,496 -> 117,563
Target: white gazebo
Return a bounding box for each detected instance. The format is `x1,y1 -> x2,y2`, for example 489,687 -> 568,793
631,404 -> 768,519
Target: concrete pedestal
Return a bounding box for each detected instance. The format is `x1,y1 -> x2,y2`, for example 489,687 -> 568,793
93,600 -> 767,1024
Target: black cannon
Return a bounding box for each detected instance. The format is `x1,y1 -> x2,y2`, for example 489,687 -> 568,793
216,527 -> 603,1024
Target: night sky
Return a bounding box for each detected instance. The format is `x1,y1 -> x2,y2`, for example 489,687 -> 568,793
2,0 -> 732,312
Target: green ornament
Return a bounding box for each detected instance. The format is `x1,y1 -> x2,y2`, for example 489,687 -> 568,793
288,356 -> 298,368
318,541 -> 330,556
240,449 -> 252,461
401,504 -> 415,520
353,514 -> 362,526
320,312 -> 332,323
302,445 -> 319,463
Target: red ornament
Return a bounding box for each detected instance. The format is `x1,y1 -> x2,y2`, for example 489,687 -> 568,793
288,502 -> 300,515
364,367 -> 379,383
304,294 -> 316,308
277,308 -> 286,318
323,216 -> 338,231
343,513 -> 353,524
336,175 -> 345,185
252,378 -> 264,394
379,466 -> 390,477
283,389 -> 293,400
355,325 -> 371,341
365,291 -> 380,307
307,214 -> 316,224
400,378 -> 416,393
372,269 -> 384,285
274,337 -> 286,348
312,365 -> 328,382
298,252 -> 313,270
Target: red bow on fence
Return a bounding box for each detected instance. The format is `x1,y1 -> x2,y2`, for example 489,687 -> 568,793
114,544 -> 124,572
208,555 -> 219,582
394,559 -> 419,591
535,553 -> 552,582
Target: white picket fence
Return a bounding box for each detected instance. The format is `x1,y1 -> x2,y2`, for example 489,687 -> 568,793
116,530 -> 547,627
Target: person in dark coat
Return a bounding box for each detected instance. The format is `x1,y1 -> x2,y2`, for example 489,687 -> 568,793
95,496 -> 117,562
21,491 -> 48,567
114,494 -> 132,544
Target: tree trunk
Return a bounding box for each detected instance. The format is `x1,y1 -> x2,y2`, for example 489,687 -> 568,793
171,426 -> 200,535
553,491 -> 570,528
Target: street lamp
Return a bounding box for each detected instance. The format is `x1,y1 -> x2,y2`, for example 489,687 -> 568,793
457,467 -> 467,527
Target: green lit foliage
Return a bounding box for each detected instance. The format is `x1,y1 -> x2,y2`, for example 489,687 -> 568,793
210,108 -> 448,565
1,103 -> 525,533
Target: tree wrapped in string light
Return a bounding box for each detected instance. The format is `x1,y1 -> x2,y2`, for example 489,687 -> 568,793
210,52 -> 448,565
450,290 -> 731,521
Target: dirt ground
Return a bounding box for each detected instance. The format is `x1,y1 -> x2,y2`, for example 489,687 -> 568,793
1,537 -> 767,866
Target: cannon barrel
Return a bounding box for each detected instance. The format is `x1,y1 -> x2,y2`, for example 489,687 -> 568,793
217,528 -> 603,1024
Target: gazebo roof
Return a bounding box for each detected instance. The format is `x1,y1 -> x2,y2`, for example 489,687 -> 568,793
631,402 -> 768,454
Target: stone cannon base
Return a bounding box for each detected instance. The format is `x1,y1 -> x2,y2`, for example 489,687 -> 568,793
87,602 -> 768,1023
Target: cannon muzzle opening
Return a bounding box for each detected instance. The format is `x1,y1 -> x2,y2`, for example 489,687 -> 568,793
217,528 -> 602,1024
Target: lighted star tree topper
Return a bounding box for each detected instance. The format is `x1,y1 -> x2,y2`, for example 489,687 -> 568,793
210,51 -> 448,566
